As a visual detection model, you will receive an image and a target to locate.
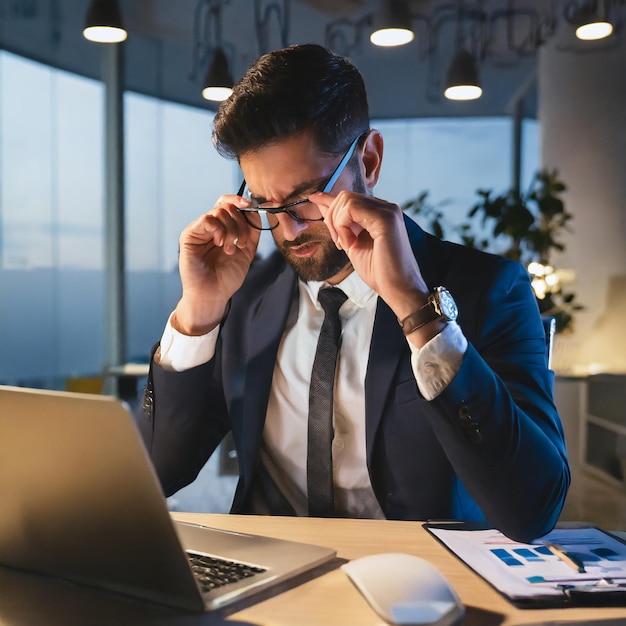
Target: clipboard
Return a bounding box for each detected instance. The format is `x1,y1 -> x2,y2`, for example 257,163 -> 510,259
424,521 -> 626,608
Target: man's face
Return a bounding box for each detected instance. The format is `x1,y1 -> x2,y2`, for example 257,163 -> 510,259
239,132 -> 366,283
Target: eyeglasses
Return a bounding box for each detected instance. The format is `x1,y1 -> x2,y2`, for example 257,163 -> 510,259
237,131 -> 367,231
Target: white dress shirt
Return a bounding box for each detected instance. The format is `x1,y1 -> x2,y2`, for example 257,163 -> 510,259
157,273 -> 467,518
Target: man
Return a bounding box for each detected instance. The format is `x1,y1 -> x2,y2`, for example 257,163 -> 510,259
138,44 -> 569,542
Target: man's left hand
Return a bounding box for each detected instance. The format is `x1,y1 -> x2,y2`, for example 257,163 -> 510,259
311,191 -> 428,321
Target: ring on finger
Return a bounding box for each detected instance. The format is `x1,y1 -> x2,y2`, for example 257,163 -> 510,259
233,237 -> 239,247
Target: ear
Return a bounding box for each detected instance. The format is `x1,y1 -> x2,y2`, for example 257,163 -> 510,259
360,129 -> 383,189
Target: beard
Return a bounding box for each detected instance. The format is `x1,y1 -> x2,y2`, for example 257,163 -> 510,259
278,233 -> 350,282
277,168 -> 367,282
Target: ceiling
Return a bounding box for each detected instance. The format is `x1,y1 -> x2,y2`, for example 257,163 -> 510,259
0,0 -> 623,120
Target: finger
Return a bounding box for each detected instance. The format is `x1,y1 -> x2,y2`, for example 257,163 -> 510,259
181,211 -> 230,252
216,193 -> 251,206
208,206 -> 250,255
309,191 -> 333,212
226,220 -> 261,255
309,191 -> 341,248
182,213 -> 223,247
334,220 -> 363,250
311,191 -> 363,250
193,193 -> 251,248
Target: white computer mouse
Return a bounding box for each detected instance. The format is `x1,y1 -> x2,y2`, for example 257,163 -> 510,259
341,552 -> 465,626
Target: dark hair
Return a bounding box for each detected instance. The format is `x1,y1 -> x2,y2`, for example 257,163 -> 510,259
212,44 -> 370,159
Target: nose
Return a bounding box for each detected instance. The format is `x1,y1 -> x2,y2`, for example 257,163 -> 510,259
276,214 -> 310,241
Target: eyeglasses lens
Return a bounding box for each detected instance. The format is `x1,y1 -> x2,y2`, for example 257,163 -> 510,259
241,190 -> 321,231
243,210 -> 279,231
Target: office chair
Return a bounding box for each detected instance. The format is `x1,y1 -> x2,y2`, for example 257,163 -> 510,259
542,316 -> 556,370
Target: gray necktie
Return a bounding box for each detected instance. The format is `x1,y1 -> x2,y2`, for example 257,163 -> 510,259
307,287 -> 347,517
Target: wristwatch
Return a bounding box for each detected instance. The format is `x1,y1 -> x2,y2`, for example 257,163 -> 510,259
399,286 -> 458,335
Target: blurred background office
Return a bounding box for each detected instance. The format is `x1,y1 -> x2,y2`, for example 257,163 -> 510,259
1,0 -> 625,524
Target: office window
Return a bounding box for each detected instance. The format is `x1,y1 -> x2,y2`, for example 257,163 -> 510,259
521,117 -> 540,192
0,51 -> 237,386
0,52 -> 103,386
374,117 -> 517,238
125,93 -> 237,361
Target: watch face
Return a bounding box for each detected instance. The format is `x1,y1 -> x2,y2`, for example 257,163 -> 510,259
437,288 -> 458,321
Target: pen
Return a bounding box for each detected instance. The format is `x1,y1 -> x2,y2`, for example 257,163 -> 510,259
545,542 -> 586,573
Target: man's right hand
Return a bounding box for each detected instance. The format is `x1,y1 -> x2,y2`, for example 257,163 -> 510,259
172,194 -> 260,336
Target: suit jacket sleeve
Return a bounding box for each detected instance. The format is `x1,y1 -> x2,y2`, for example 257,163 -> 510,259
136,343 -> 230,498
422,251 -> 569,542
134,251 -> 293,502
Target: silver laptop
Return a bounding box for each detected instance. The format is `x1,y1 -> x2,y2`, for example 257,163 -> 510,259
0,385 -> 336,612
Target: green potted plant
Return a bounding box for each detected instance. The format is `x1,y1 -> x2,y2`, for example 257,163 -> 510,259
403,169 -> 583,333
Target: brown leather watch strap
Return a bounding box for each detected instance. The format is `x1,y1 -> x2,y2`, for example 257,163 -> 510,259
399,297 -> 441,335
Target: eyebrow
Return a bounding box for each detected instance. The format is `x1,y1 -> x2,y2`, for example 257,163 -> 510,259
250,176 -> 328,205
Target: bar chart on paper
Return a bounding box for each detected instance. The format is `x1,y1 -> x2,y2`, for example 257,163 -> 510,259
426,525 -> 626,606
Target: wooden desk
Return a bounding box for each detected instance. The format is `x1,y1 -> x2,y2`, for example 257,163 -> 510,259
175,513 -> 626,625
1,513 -> 626,625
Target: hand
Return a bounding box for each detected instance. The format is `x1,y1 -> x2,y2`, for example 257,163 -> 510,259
173,195 -> 260,335
311,190 -> 429,321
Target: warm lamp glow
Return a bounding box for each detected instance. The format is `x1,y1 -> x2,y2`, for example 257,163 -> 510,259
576,21 -> 613,40
202,86 -> 233,102
370,27 -> 414,47
527,262 -> 574,300
444,84 -> 482,101
83,25 -> 127,43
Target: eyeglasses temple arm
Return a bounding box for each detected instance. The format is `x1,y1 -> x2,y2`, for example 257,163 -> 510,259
321,133 -> 364,194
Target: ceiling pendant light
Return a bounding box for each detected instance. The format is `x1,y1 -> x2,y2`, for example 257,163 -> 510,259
202,47 -> 234,102
576,20 -> 613,40
444,49 -> 482,101
370,1 -> 414,47
567,1 -> 614,41
83,0 -> 127,43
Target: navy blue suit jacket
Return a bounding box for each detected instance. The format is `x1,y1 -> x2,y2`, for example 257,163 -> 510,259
139,216 -> 570,542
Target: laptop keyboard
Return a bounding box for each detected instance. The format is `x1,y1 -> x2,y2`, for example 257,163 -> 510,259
187,551 -> 267,593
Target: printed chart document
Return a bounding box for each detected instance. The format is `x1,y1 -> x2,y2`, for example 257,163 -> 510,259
425,524 -> 626,607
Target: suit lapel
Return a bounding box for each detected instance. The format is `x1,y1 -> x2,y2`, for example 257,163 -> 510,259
404,215 -> 444,289
239,265 -> 297,466
364,298 -> 408,460
364,217 -> 448,460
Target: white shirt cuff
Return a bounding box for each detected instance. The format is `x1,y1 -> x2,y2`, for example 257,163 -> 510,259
409,321 -> 468,401
156,313 -> 219,372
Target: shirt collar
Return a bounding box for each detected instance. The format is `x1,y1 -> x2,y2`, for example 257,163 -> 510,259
301,271 -> 377,310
